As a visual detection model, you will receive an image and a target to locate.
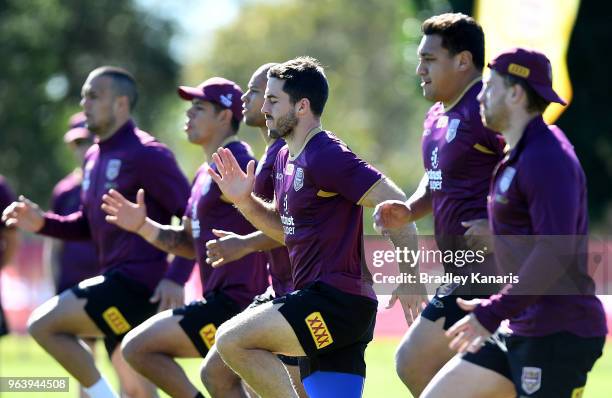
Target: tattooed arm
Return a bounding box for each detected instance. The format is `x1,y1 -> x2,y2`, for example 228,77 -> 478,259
137,216 -> 196,259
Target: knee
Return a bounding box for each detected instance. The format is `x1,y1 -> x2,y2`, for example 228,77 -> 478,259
120,379 -> 157,398
214,322 -> 240,358
120,383 -> 145,398
27,306 -> 51,341
201,351 -> 239,392
200,353 -> 218,388
121,330 -> 147,367
395,343 -> 417,381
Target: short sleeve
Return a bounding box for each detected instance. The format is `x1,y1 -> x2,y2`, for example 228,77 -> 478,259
308,139 -> 382,204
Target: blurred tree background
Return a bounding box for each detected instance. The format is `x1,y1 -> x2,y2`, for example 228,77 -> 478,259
0,0 -> 610,231
0,0 -> 179,205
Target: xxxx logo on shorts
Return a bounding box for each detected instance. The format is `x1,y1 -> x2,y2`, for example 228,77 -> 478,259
199,323 -> 217,349
102,306 -> 131,335
305,312 -> 333,349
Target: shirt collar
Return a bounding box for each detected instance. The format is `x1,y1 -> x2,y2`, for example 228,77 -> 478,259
506,115 -> 547,164
288,125 -> 323,161
442,77 -> 482,113
97,119 -> 135,150
220,134 -> 239,148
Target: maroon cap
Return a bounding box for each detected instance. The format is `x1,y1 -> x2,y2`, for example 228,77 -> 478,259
63,112 -> 92,143
177,77 -> 244,121
488,48 -> 567,106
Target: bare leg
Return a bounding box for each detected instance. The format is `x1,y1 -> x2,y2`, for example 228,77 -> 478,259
110,345 -> 159,398
421,355 -> 516,398
121,311 -> 201,398
27,290 -> 105,386
201,346 -> 247,398
284,363 -> 307,398
215,303 -> 306,398
78,338 -> 97,398
395,316 -> 455,396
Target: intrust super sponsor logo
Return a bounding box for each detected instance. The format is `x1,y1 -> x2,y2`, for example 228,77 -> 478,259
199,323 -> 217,349
305,312 -> 333,349
102,307 -> 131,335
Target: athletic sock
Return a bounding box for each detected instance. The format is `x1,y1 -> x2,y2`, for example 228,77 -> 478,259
84,376 -> 119,398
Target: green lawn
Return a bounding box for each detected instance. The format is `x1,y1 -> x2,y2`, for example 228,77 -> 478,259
1,335 -> 610,397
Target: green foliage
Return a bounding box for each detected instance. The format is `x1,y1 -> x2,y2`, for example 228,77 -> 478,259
185,0 -> 439,232
0,0 -> 179,204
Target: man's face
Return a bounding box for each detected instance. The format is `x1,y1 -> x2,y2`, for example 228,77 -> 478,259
241,69 -> 268,127
261,77 -> 298,139
416,34 -> 460,102
184,99 -> 223,145
80,75 -> 117,133
477,71 -> 510,131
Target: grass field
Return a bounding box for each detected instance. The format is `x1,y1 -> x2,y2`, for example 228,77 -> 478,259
1,335 -> 611,397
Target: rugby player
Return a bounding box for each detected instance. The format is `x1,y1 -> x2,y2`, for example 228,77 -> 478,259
204,63 -> 307,397
422,48 -> 607,398
373,13 -> 505,396
101,76 -> 268,398
2,66 -> 193,398
44,113 -> 158,398
203,63 -> 308,397
207,56 -> 422,398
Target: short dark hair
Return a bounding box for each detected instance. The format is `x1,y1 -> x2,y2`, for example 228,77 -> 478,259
90,66 -> 138,110
421,13 -> 485,70
209,101 -> 240,133
501,73 -> 551,113
268,56 -> 328,116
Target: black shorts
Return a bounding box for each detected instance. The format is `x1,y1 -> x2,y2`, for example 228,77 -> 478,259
274,282 -> 377,377
71,271 -> 158,350
247,289 -> 301,367
174,291 -> 241,357
421,291 -> 488,330
463,332 -> 605,397
246,289 -> 276,310
299,342 -> 368,380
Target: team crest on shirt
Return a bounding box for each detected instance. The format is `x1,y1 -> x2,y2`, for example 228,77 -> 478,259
499,167 -> 517,193
105,159 -> 122,180
293,167 -> 304,191
521,367 -> 541,394
445,119 -> 460,143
